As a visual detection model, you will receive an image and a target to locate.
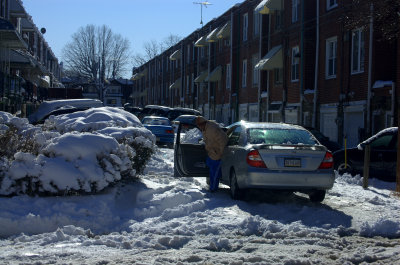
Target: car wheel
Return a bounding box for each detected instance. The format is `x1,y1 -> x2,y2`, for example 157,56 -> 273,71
230,170 -> 242,200
309,190 -> 326,203
335,158 -> 354,176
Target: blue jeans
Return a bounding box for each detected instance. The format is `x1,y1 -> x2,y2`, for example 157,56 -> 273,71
206,157 -> 222,191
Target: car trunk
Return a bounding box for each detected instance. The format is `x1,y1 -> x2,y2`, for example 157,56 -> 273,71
255,145 -> 326,171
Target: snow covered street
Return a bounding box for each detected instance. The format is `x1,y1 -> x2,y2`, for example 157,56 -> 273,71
0,147 -> 399,264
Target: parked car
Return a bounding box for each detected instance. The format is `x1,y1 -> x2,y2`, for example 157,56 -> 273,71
166,107 -> 201,121
171,114 -> 197,133
174,117 -> 335,202
28,99 -> 103,124
138,105 -> 172,120
141,116 -> 174,148
123,103 -> 142,117
305,127 -> 341,152
333,127 -> 397,182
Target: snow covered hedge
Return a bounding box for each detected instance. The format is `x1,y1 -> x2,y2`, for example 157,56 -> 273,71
0,107 -> 156,196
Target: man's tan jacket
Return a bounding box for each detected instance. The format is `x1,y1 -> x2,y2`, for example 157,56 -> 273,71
203,121 -> 228,160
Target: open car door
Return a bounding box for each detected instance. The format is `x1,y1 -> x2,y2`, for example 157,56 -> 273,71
174,120 -> 209,178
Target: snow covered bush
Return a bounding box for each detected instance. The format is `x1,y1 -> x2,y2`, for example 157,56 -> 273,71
0,108 -> 156,196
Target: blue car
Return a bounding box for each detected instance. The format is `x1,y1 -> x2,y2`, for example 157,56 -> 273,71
142,116 -> 175,148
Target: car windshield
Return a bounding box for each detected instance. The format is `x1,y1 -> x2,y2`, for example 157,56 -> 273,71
247,128 -> 318,145
142,118 -> 171,126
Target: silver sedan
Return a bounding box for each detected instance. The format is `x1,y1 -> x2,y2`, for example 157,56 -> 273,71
174,118 -> 335,202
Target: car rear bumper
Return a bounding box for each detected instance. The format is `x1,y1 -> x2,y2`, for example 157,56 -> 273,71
238,168 -> 335,190
156,135 -> 174,144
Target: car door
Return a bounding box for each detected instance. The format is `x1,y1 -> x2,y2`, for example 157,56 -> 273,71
174,121 -> 209,178
220,125 -> 242,184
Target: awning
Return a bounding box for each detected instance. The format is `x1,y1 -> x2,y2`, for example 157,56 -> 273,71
39,75 -> 50,88
131,73 -> 142,80
169,78 -> 181,89
217,21 -> 231,39
194,71 -> 208,83
268,102 -> 282,113
0,18 -> 27,49
206,27 -> 220,43
255,0 -> 282,14
255,45 -> 283,70
205,66 -> 222,82
195,36 -> 207,47
169,49 -> 181,60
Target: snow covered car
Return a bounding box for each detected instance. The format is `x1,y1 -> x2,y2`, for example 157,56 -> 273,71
28,99 -> 103,124
142,116 -> 174,148
174,118 -> 335,202
333,127 -> 398,182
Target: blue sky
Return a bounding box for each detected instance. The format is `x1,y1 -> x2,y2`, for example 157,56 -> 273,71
23,0 -> 243,64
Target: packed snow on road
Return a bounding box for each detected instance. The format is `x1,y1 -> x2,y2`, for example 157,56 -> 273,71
0,110 -> 399,264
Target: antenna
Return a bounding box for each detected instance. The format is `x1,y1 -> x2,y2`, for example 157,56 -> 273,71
193,2 -> 212,27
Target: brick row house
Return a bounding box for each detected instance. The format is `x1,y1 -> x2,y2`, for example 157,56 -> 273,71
131,0 -> 399,148
0,0 -> 62,116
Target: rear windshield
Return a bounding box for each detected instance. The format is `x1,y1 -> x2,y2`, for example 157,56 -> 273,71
247,128 -> 318,145
142,118 -> 171,126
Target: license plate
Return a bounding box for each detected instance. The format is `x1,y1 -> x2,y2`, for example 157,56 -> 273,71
284,158 -> 301,167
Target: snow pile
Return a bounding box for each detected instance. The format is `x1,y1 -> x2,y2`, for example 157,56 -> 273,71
0,108 -> 155,196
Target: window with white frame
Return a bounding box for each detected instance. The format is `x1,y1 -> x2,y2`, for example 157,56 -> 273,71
252,55 -> 259,86
253,11 -> 260,36
351,28 -> 365,74
291,46 -> 300,81
242,59 -> 247,87
292,0 -> 300,23
326,37 -> 337,78
327,0 -> 337,10
226,63 -> 231,89
243,13 -> 248,42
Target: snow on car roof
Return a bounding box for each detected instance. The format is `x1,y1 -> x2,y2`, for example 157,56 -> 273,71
231,121 -> 308,130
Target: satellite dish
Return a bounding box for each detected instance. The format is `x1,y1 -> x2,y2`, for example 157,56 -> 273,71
40,28 -> 46,34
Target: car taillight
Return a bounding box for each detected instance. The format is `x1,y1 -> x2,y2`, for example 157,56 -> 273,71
318,151 -> 334,169
165,129 -> 174,134
246,150 -> 267,168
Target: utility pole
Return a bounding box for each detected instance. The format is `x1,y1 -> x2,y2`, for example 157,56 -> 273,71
193,2 -> 212,27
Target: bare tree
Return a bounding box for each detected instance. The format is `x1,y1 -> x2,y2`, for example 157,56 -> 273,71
132,34 -> 181,67
63,24 -> 132,82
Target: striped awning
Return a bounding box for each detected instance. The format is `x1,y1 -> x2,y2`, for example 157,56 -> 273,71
195,36 -> 207,47
169,49 -> 181,60
255,45 -> 283,70
255,0 -> 282,14
169,78 -> 181,89
205,66 -> 222,82
194,71 -> 208,83
206,27 -> 220,43
217,21 -> 231,39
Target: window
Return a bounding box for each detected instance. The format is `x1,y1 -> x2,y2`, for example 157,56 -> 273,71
226,63 -> 231,89
274,68 -> 283,85
243,13 -> 248,42
327,0 -> 337,10
242,59 -> 247,87
326,37 -> 337,78
351,28 -> 365,74
292,0 -> 300,23
291,46 -> 300,81
252,55 -> 259,86
253,11 -> 260,36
